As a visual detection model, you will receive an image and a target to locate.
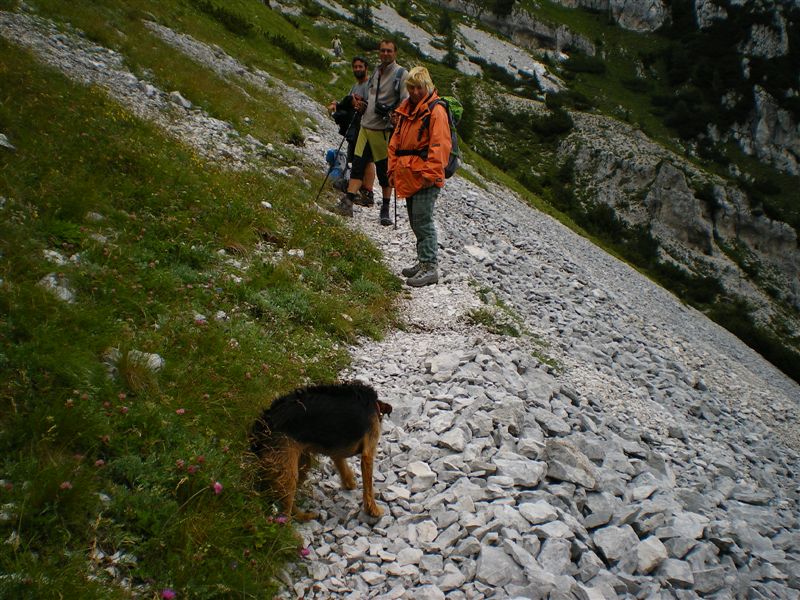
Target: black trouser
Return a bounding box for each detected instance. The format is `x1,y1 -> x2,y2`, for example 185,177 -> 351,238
350,133 -> 389,188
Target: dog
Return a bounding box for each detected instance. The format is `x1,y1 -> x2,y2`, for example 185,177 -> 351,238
249,382 -> 392,521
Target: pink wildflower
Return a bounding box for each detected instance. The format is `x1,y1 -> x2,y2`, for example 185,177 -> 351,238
119,406 -> 129,415
175,408 -> 186,415
59,481 -> 73,490
187,465 -> 199,475
213,481 -> 223,495
176,459 -> 185,470
161,589 -> 176,600
95,459 -> 105,467
299,547 -> 311,558
276,515 -> 288,525
195,455 -> 205,464
118,392 -> 127,400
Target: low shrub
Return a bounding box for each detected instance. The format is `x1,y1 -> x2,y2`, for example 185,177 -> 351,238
191,0 -> 254,36
563,53 -> 606,75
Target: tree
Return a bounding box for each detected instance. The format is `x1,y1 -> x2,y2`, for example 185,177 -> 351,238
354,1 -> 373,29
438,11 -> 454,35
491,0 -> 516,18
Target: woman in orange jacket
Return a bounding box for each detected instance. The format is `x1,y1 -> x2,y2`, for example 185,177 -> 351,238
388,66 -> 452,287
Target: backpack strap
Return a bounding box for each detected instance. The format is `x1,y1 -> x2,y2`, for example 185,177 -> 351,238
372,65 -> 406,111
392,67 -> 406,107
416,98 -> 446,141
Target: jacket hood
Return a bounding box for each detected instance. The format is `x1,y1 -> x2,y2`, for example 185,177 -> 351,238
395,90 -> 440,119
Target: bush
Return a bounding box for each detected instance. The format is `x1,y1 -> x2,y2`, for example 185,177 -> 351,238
622,77 -> 652,94
191,0 -> 253,36
708,301 -> 800,383
546,90 -> 594,111
300,0 -> 321,17
355,35 -> 378,52
470,55 -> 518,88
491,0 -> 517,18
531,108 -> 573,138
563,53 -> 606,75
267,33 -> 330,69
396,0 -> 411,17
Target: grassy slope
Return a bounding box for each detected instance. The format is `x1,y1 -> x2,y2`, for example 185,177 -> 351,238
0,2 -> 400,594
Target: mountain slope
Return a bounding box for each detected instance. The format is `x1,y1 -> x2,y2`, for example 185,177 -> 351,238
1,0 -> 798,597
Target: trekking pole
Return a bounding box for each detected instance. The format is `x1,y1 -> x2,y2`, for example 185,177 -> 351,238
313,110 -> 359,204
393,189 -> 398,230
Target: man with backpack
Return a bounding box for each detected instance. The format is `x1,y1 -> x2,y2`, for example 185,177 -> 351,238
334,40 -> 408,225
388,66 -> 452,287
327,56 -> 375,198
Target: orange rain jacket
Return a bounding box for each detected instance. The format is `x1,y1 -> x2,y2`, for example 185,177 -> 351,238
388,91 -> 452,199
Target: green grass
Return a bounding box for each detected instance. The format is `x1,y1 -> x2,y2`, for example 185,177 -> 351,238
0,37 -> 399,597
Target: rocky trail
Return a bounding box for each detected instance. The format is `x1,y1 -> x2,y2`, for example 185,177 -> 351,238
2,7 -> 799,599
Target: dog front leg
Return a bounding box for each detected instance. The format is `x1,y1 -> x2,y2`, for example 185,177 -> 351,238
275,446 -> 314,522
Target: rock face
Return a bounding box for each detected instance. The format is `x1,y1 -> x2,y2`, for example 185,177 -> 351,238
693,0 -> 728,29
433,0 -> 596,56
558,109 -> 800,323
731,86 -> 800,177
440,0 -> 799,177
553,0 -> 670,32
738,9 -> 791,58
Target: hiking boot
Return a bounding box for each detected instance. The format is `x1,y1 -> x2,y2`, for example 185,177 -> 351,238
354,189 -> 374,207
380,197 -> 393,226
406,263 -> 438,287
401,262 -> 421,278
333,193 -> 354,217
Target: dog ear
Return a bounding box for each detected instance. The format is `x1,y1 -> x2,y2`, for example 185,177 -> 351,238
377,401 -> 393,416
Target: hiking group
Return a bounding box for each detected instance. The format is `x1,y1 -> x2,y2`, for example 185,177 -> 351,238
326,39 -> 454,288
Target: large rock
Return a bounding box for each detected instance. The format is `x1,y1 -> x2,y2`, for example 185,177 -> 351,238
475,545 -> 525,587
493,457 -> 547,487
658,558 -> 695,588
519,501 -> 559,525
637,536 -> 669,574
543,439 -> 598,489
593,524 -> 640,563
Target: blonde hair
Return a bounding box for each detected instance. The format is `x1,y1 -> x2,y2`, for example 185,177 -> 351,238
405,66 -> 434,93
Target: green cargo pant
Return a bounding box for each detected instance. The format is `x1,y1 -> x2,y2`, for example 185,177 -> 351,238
405,186 -> 440,265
